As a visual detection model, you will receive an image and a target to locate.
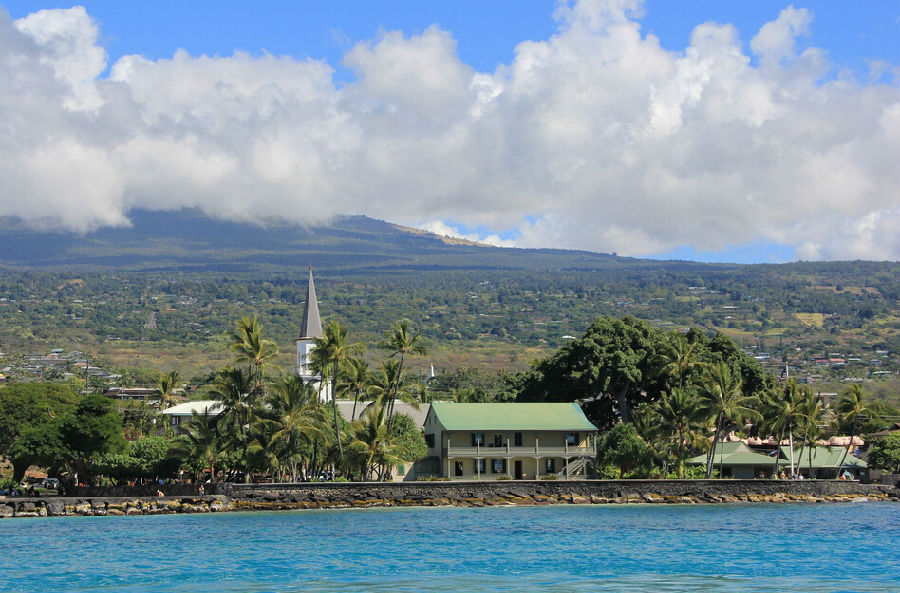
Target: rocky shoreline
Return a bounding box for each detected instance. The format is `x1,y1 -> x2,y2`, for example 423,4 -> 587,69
3,479 -> 897,518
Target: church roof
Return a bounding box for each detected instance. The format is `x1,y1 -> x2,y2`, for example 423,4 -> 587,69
298,267 -> 322,340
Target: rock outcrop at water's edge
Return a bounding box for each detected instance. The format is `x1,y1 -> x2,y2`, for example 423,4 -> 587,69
2,480 -> 897,518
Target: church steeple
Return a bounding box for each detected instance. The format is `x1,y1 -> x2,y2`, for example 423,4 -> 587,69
295,267 -> 324,385
298,266 -> 322,340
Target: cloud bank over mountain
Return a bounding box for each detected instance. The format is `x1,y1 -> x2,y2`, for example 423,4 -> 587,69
1,1 -> 897,260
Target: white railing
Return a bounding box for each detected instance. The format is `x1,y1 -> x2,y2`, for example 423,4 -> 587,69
445,438 -> 596,459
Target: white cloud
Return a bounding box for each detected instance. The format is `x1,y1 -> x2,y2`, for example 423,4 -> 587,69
0,2 -> 897,261
417,220 -> 516,248
13,6 -> 105,111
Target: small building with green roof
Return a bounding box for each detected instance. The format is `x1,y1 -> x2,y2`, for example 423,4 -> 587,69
778,445 -> 867,480
420,402 -> 598,480
685,442 -> 868,480
686,442 -> 777,479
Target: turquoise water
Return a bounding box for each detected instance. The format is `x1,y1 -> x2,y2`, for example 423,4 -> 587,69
1,502 -> 898,592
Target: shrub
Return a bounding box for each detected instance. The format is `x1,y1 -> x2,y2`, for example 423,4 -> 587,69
868,433 -> 900,474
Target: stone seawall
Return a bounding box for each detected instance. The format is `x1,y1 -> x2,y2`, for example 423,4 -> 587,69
2,480 -> 897,518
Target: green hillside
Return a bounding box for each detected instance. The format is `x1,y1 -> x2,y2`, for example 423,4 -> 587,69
0,210 -> 897,398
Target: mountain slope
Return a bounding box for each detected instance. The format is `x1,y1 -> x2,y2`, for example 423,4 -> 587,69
0,208 -> 676,273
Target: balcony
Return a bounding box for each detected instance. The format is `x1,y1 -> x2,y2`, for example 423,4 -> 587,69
444,440 -> 596,459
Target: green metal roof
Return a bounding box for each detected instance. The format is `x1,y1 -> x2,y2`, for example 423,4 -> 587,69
779,446 -> 867,469
686,442 -> 776,466
429,402 -> 598,432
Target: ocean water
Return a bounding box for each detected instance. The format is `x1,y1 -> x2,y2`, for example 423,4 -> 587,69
1,502 -> 897,593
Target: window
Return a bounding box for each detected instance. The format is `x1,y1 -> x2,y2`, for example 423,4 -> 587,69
514,432 -> 523,447
546,459 -> 556,473
475,459 -> 486,474
493,434 -> 503,447
471,432 -> 485,446
396,464 -> 405,475
424,434 -> 435,448
492,459 -> 506,473
565,432 -> 578,445
454,461 -> 463,477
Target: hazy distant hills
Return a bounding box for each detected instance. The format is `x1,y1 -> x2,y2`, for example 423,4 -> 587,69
0,208 -> 728,274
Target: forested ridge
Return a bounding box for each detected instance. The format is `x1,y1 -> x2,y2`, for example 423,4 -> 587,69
0,211 -> 897,391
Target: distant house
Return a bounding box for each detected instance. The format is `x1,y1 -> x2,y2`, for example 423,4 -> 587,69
687,442 -> 777,479
103,387 -> 161,402
161,400 -> 224,433
687,442 -> 867,480
420,402 -> 598,481
778,445 -> 867,480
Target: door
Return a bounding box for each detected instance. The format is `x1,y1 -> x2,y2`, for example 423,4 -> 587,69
514,460 -> 523,480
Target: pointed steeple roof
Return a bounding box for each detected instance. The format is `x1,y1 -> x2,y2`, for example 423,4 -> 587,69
297,267 -> 323,340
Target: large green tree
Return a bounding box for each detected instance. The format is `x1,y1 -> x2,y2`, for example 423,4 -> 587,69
595,422 -> 651,478
0,383 -> 79,461
58,394 -> 127,485
514,316 -> 664,428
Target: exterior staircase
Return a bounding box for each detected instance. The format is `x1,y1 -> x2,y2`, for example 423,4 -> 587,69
558,457 -> 590,479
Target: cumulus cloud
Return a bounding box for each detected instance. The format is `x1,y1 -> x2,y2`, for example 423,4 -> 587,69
0,1 -> 897,260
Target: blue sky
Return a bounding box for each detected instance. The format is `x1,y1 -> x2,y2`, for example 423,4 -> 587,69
1,1 -> 898,262
3,1 -> 897,75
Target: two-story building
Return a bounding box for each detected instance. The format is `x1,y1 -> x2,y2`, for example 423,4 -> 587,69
421,402 -> 598,480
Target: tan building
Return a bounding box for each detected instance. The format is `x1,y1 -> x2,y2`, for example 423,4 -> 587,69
421,402 -> 598,480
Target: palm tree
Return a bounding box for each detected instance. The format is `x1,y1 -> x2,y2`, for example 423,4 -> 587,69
253,375 -> 325,482
171,410 -> 226,483
760,381 -> 805,477
650,387 -> 707,478
346,398 -> 410,481
228,316 -> 279,392
341,356 -> 372,422
700,361 -> 762,478
797,388 -> 833,478
834,384 -> 873,478
367,359 -> 423,411
313,320 -> 361,460
655,336 -> 705,389
382,319 -> 427,430
157,370 -> 180,409
209,366 -> 255,482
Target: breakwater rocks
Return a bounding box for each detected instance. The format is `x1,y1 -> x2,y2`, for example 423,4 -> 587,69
222,480 -> 896,511
0,495 -> 230,518
2,480 -> 897,518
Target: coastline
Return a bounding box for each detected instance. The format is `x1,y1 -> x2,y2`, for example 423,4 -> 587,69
3,479 -> 897,518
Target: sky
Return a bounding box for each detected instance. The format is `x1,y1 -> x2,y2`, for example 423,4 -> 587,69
0,1 -> 898,263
